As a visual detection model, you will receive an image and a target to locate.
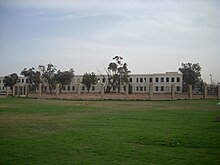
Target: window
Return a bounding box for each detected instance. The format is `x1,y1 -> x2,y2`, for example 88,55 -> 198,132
130,78 -> 132,83
136,78 -> 139,83
156,77 -> 159,82
72,86 -> 75,91
144,86 -> 147,91
176,86 -> 180,91
140,86 -> 143,91
171,77 -> 175,82
3,86 -> 5,90
44,86 -> 47,91
113,86 -> 116,91
161,77 -> 164,82
82,86 -> 85,91
177,77 -> 180,82
166,77 -> 169,82
0,80 -> 1,83
92,86 -> 95,91
156,86 -> 159,91
68,86 -> 70,91
22,79 -> 24,83
149,78 -> 152,83
140,78 -> 143,83
161,86 -> 164,91
136,86 -> 139,91
0,86 -> 1,90
144,78 -> 146,82
26,79 -> 29,83
102,78 -> 105,83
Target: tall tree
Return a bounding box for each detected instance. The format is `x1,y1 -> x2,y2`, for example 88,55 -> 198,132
21,67 -> 40,92
179,63 -> 204,92
38,64 -> 57,93
3,73 -> 18,90
54,69 -> 74,93
81,72 -> 98,92
104,56 -> 130,93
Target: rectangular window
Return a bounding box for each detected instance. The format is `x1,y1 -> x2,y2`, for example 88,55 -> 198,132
156,77 -> 159,82
156,86 -> 159,91
144,78 -> 146,82
22,79 -> 24,83
26,79 -> 29,83
72,86 -> 75,91
82,86 -> 85,91
140,78 -> 143,83
161,77 -> 164,82
92,86 -> 95,91
102,78 -> 105,83
68,86 -> 70,91
161,86 -> 164,91
136,86 -> 139,91
176,86 -> 180,91
149,78 -> 152,83
144,86 -> 147,91
136,78 -> 139,83
171,77 -> 175,82
140,86 -> 143,91
166,77 -> 169,82
0,80 -> 1,83
0,86 -> 1,90
44,86 -> 47,91
130,78 -> 132,83
3,86 -> 5,90
177,77 -> 180,82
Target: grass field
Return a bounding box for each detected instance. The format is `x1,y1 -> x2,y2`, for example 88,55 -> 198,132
0,97 -> 220,165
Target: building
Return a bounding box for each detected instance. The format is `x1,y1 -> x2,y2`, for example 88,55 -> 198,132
0,72 -> 182,94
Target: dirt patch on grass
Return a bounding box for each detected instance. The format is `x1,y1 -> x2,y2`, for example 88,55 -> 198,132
0,105 -> 10,109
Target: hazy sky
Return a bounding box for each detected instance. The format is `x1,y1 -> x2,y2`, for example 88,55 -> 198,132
0,0 -> 219,83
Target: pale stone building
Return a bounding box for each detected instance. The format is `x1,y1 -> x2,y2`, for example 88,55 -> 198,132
0,72 -> 182,94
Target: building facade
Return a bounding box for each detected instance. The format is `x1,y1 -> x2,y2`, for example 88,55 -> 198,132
0,72 -> 182,94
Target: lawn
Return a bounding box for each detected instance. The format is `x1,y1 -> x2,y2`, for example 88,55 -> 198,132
0,97 -> 220,165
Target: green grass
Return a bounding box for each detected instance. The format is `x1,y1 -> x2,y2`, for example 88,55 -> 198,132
0,97 -> 220,165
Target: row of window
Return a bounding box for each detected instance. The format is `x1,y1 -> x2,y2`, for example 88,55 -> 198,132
0,79 -> 28,84
43,85 -> 97,91
135,86 -> 181,92
131,77 -> 180,83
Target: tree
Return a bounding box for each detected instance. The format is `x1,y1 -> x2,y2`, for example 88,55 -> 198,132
54,69 -> 74,93
38,64 -> 57,93
3,73 -> 18,91
21,67 -> 40,92
179,63 -> 204,92
104,56 -> 130,93
81,72 -> 98,92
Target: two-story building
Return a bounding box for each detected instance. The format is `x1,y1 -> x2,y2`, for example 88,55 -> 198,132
0,72 -> 182,94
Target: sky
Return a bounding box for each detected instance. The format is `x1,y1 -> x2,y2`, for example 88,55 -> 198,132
0,0 -> 219,84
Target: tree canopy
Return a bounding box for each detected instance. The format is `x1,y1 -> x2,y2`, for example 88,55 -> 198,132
81,72 -> 98,92
38,64 -> 57,93
179,63 -> 204,92
21,67 -> 40,92
104,56 -> 131,93
54,69 -> 74,93
3,73 -> 18,90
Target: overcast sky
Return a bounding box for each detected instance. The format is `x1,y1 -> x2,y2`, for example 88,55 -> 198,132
0,0 -> 219,83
